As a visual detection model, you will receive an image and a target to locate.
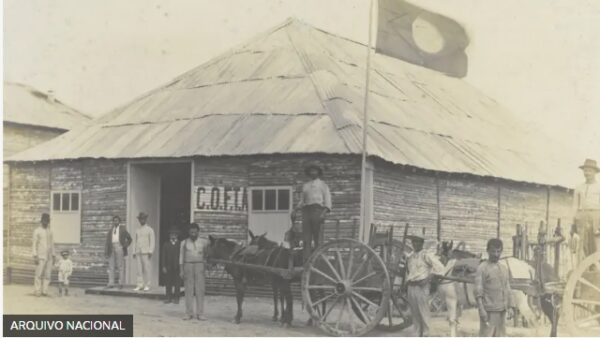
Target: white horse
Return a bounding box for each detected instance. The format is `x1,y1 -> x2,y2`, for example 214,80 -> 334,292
435,242 -> 540,336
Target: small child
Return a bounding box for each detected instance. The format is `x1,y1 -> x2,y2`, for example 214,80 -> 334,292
56,250 -> 73,296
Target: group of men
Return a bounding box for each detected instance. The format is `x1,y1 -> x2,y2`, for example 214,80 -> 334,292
104,212 -> 210,321
30,158 -> 599,335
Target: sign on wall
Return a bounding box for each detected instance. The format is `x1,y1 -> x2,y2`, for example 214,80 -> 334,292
194,186 -> 248,212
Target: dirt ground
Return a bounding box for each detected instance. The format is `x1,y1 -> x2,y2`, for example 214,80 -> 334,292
3,284 -> 557,337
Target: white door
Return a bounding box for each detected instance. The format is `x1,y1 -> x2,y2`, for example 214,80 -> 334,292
248,186 -> 293,244
127,164 -> 161,287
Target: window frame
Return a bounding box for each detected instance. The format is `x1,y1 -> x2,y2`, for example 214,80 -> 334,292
248,186 -> 292,214
51,191 -> 81,213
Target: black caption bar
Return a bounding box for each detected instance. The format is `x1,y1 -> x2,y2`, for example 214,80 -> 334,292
3,315 -> 133,337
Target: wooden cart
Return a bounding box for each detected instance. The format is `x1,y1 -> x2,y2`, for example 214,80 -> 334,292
209,222 -> 414,337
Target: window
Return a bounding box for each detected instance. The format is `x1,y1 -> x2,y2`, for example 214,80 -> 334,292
50,191 -> 81,244
250,187 -> 291,212
52,192 -> 80,212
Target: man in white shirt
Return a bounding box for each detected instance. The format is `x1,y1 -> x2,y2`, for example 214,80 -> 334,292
133,212 -> 155,291
32,213 -> 55,296
293,164 -> 332,263
572,159 -> 600,257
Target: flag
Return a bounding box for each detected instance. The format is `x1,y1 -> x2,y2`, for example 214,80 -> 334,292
376,0 -> 469,77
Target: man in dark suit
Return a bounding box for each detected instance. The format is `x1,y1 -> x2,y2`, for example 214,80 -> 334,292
105,215 -> 132,288
161,227 -> 181,304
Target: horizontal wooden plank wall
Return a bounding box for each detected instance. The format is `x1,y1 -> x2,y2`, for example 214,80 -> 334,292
373,159 -> 572,256
194,154 -> 362,242
499,183 -> 548,256
8,160 -> 127,278
372,159 -> 438,242
8,163 -> 51,264
439,177 -> 498,254
193,157 -> 251,240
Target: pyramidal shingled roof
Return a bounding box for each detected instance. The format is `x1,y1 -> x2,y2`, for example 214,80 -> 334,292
4,82 -> 91,130
7,18 -> 575,187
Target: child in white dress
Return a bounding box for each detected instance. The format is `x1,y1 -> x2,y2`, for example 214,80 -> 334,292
56,250 -> 73,296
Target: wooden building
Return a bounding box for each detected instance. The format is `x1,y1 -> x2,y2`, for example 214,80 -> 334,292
5,19 -> 575,287
3,82 -> 90,264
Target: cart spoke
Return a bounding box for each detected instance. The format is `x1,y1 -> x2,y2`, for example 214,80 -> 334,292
572,299 -> 600,306
336,249 -> 346,279
312,292 -> 337,307
308,285 -> 336,290
353,271 -> 377,286
347,241 -> 354,279
577,276 -> 600,295
352,291 -> 379,308
350,253 -> 371,281
346,297 -> 357,334
349,295 -> 371,323
321,254 -> 342,281
575,312 -> 600,326
321,296 -> 341,322
310,266 -> 338,285
353,286 -> 383,293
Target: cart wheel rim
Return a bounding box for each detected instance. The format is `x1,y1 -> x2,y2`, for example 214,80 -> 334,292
563,251 -> 600,335
302,238 -> 391,336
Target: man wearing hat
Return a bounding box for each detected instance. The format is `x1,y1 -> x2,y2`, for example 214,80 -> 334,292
293,163 -> 332,263
105,215 -> 132,289
32,213 -> 55,296
161,227 -> 181,304
572,158 -> 600,258
404,234 -> 444,337
132,212 -> 155,291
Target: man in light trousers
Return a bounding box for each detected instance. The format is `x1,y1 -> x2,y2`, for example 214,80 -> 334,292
105,215 -> 132,288
133,212 -> 155,291
32,213 -> 55,296
180,223 -> 209,321
405,235 -> 444,337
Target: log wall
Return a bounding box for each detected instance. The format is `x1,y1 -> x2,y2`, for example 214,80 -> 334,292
373,158 -> 573,255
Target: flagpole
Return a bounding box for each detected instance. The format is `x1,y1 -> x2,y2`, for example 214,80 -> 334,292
360,0 -> 375,241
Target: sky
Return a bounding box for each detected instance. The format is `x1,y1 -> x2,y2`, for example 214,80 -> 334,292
4,0 -> 600,164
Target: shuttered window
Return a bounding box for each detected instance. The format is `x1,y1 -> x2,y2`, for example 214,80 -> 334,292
50,191 -> 81,244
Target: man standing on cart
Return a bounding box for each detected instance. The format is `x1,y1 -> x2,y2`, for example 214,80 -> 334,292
293,163 -> 332,263
572,158 -> 600,259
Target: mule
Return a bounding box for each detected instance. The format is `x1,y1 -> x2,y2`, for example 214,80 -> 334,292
435,241 -> 548,336
207,232 -> 299,326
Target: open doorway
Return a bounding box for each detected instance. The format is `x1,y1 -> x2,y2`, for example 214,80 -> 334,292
127,161 -> 191,287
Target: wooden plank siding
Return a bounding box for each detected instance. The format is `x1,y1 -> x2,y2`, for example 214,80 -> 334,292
193,154 -> 363,241
372,159 -> 438,242
373,159 -> 573,255
438,177 -> 499,253
8,160 -> 127,277
7,154 -> 572,289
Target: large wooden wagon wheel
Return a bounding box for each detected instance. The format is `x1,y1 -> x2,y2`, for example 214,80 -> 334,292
370,237 -> 413,331
301,239 -> 392,336
562,251 -> 600,336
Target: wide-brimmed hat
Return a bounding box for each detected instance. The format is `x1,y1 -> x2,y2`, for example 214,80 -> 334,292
60,250 -> 70,256
304,164 -> 323,177
168,227 -> 180,235
579,158 -> 600,172
136,212 -> 149,219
